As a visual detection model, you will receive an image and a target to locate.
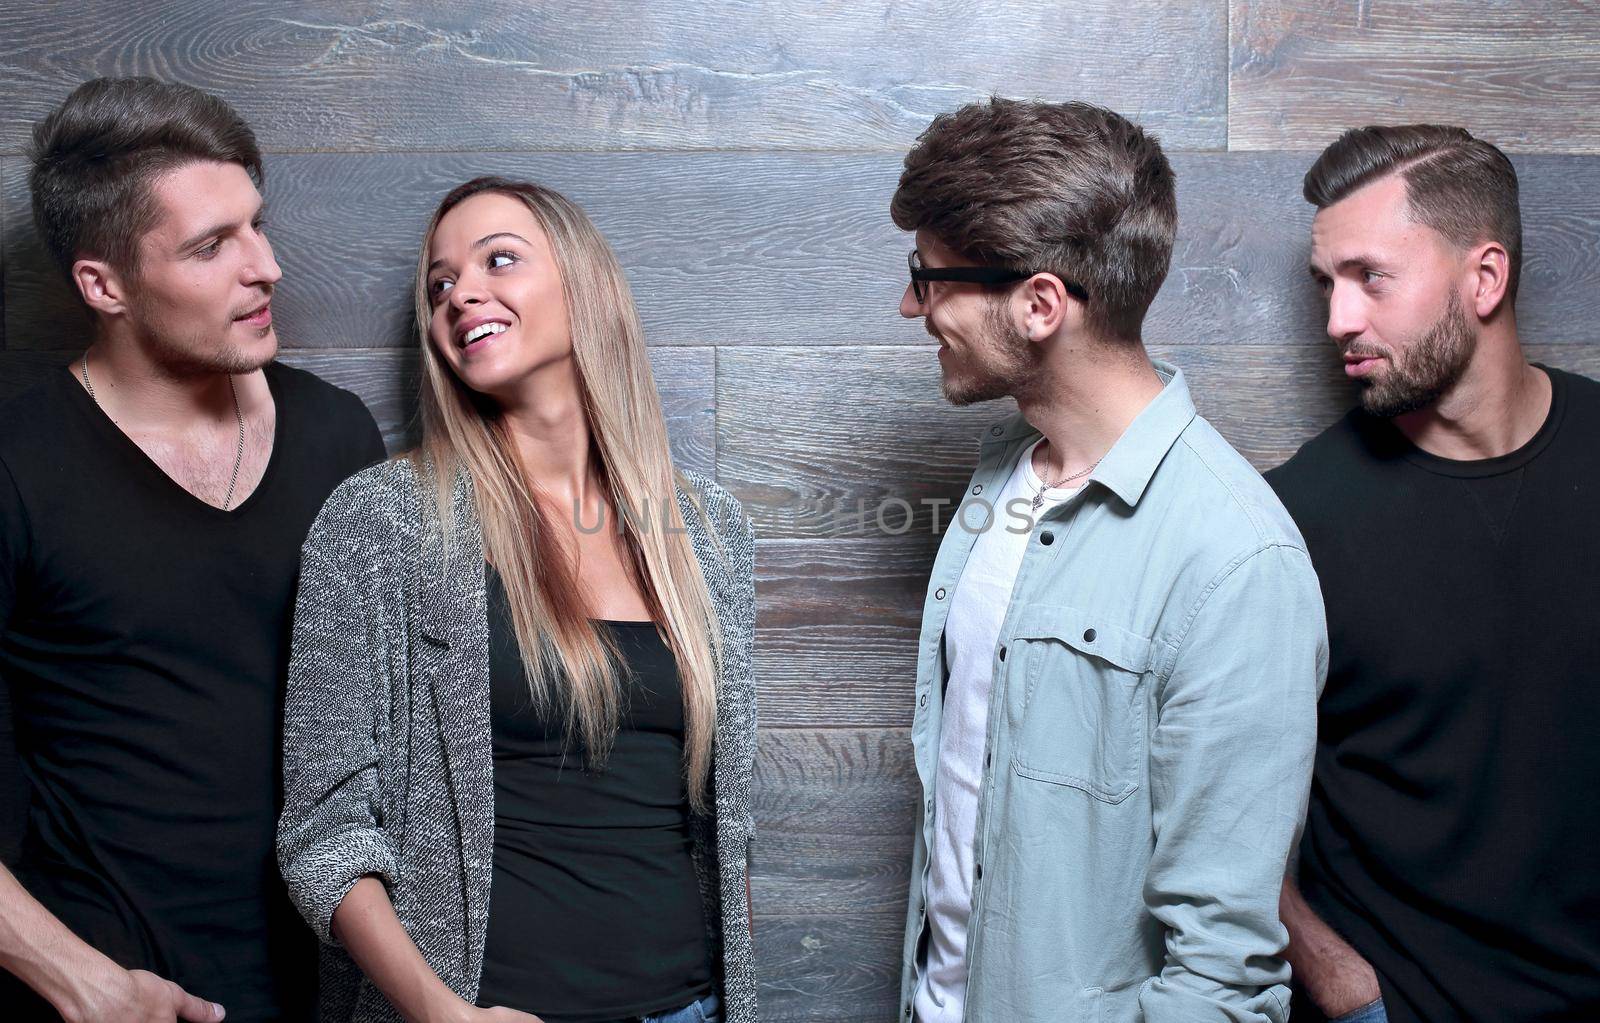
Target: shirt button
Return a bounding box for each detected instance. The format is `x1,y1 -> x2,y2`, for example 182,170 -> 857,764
990,426 -> 1003,436
1040,531 -> 1055,546
919,693 -> 928,707
998,646 -> 1006,661
1083,628 -> 1097,643
984,751 -> 991,768
975,863 -> 983,881
971,484 -> 983,495
934,587 -> 946,600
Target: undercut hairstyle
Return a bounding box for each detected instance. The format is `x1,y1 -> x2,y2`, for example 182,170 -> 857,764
28,76 -> 263,282
1304,124 -> 1522,304
891,97 -> 1178,343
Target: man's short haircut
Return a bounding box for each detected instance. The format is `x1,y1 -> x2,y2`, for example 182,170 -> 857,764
890,97 -> 1178,343
28,76 -> 263,282
1303,124 -> 1522,304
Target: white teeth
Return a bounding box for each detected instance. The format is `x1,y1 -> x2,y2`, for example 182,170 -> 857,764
462,322 -> 507,346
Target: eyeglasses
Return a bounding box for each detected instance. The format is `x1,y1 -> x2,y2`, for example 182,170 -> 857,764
907,249 -> 1089,305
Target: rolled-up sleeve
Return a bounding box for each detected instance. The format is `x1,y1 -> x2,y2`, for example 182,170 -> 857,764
277,501 -> 398,945
1139,542 -> 1328,1022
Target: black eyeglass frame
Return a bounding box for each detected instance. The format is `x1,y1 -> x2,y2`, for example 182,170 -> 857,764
907,249 -> 1089,305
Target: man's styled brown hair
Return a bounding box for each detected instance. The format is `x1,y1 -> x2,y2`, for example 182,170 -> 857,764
1303,124 -> 1522,304
890,97 -> 1178,343
28,76 -> 263,282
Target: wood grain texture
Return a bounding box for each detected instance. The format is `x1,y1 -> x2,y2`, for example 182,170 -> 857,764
0,346 -> 716,473
9,151 -> 1599,352
719,343 -> 1600,540
751,727 -> 915,917
753,913 -> 905,1022
0,151 -> 913,350
1230,0 -> 1600,152
0,1 -> 1227,156
0,7 -> 1597,1014
755,538 -> 930,728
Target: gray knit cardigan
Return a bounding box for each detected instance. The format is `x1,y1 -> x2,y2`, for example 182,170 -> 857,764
277,458 -> 758,1023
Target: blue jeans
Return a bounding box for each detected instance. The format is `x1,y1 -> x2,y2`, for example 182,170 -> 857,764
1330,998 -> 1388,1023
639,992 -> 720,1023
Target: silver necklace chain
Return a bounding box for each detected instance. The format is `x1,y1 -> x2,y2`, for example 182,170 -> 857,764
1031,445 -> 1102,512
81,357 -> 247,511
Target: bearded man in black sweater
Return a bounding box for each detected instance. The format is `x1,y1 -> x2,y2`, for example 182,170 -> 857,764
1269,125 -> 1600,1023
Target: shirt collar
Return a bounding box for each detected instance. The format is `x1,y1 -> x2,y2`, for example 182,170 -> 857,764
982,360 -> 1196,509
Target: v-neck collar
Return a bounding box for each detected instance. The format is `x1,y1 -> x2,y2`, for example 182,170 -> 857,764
62,360 -> 285,521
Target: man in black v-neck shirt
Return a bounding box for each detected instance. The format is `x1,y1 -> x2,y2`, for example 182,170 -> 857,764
0,79 -> 384,1022
1268,125 -> 1600,1023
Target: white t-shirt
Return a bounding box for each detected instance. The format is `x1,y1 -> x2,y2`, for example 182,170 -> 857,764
914,438 -> 1082,1023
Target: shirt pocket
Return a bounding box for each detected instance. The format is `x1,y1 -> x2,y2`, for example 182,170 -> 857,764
1009,604 -> 1152,804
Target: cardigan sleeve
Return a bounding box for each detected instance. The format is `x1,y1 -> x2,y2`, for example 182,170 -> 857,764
724,501 -> 757,842
277,475 -> 401,945
678,470 -> 758,831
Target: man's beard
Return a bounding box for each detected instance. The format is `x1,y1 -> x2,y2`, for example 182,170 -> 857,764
129,297 -> 276,378
939,301 -> 1038,406
1353,290 -> 1476,418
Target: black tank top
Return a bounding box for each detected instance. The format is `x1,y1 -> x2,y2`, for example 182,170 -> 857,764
475,564 -> 713,1023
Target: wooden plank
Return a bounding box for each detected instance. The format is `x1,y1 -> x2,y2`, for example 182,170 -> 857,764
1,151 -> 909,350
753,913 -> 905,1023
720,344 -> 1600,540
0,347 -> 715,474
739,338 -> 1600,727
717,346 -> 1006,539
0,1 -> 1227,155
755,538 -> 928,728
751,727 -> 916,918
1157,152 -> 1600,349
10,151 -> 1598,351
1230,0 -> 1600,153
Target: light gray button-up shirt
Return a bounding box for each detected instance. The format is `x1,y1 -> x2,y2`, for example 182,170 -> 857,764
900,363 -> 1328,1022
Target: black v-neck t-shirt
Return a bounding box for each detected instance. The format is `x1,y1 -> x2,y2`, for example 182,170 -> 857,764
475,565 -> 712,1023
0,362 -> 385,1021
1268,366 -> 1600,1022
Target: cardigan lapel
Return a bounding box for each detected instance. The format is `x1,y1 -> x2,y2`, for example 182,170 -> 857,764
413,468 -> 495,978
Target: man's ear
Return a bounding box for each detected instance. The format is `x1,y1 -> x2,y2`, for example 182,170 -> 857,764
1469,241 -> 1512,320
1016,272 -> 1074,341
72,257 -> 131,318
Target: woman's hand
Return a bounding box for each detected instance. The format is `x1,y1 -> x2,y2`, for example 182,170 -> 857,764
420,999 -> 543,1023
473,1007 -> 544,1023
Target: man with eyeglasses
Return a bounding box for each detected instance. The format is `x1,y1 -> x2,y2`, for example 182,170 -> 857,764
891,98 -> 1328,1023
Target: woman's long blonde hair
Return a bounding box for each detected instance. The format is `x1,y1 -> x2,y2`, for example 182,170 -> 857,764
410,177 -> 722,810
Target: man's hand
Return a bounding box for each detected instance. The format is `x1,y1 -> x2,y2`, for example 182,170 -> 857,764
1304,956 -> 1382,1018
64,965 -> 223,1023
1280,875 -> 1382,1017
0,863 -> 223,1023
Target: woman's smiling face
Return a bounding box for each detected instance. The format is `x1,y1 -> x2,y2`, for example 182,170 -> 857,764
424,191 -> 573,399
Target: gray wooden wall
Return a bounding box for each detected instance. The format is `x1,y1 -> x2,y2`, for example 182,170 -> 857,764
3,2 -> 1599,1019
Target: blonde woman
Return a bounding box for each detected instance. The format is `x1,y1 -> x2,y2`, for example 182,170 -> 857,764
277,177 -> 756,1023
